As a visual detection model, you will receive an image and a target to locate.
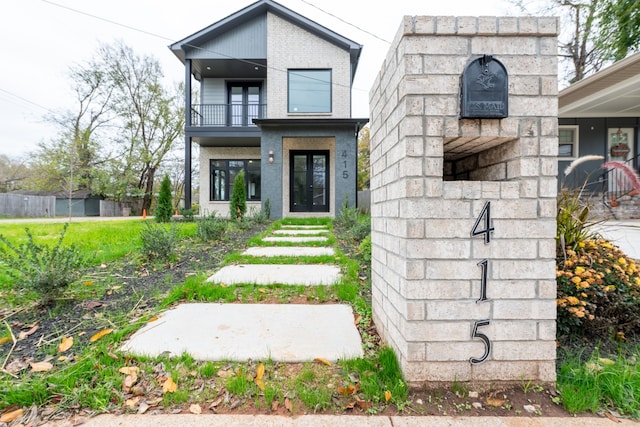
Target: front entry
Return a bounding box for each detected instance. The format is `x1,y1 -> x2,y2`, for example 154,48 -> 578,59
290,151 -> 329,212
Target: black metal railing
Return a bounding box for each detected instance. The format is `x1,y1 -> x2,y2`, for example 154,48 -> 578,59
190,104 -> 266,127
601,153 -> 640,207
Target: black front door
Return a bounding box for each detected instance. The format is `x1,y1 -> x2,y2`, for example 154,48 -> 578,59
290,151 -> 329,212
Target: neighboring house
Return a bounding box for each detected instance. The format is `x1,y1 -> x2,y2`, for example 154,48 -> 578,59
558,52 -> 640,217
170,0 -> 367,219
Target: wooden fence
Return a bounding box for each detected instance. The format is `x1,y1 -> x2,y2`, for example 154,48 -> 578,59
0,194 -> 56,217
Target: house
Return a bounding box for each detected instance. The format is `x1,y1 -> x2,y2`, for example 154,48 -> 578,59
169,0 -> 367,218
558,52 -> 640,217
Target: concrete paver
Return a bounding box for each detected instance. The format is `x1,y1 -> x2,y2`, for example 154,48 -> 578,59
281,225 -> 328,229
120,303 -> 363,362
206,264 -> 340,285
43,414 -> 639,427
243,246 -> 335,257
272,229 -> 328,235
262,236 -> 329,243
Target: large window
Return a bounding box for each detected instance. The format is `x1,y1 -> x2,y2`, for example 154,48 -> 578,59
210,160 -> 261,201
558,125 -> 579,158
288,69 -> 331,113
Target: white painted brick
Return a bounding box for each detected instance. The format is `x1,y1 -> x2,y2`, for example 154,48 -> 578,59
402,280 -> 471,299
425,300 -> 491,320
493,259 -> 556,280
425,137 -> 444,156
500,182 -> 520,199
478,17 -> 498,34
426,260 -> 479,280
406,260 -> 425,280
403,361 -> 472,383
539,177 -> 558,198
457,16 -> 478,35
472,37 -> 538,55
406,239 -> 471,259
496,219 -> 556,239
488,280 -> 537,299
400,319 -> 471,341
492,341 -> 557,361
538,198 -> 557,219
493,299 -> 556,320
407,301 -> 426,321
405,136 -> 424,156
487,320 -> 537,341
424,219 -> 471,238
472,239 -> 538,259
538,321 -> 556,341
443,181 -> 464,199
471,360 -> 556,382
538,280 -> 557,299
538,239 -> 556,258
414,16 -> 435,34
406,342 -> 426,362
407,220 -> 425,238
482,182 -> 501,199
490,199 -> 538,219
426,341 -> 484,361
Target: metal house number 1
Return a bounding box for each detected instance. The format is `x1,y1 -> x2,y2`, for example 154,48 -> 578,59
469,201 -> 493,365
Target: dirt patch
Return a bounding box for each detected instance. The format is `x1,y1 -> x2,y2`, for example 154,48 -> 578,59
0,221 -> 599,423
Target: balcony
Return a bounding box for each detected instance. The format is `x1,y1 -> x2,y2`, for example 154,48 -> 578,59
191,104 -> 267,127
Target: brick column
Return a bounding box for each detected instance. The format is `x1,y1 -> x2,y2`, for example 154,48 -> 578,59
369,16 -> 559,385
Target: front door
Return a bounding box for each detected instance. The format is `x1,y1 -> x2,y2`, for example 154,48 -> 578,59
290,151 -> 329,212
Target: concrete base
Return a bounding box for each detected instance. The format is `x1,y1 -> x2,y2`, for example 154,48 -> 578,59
121,303 -> 363,362
243,246 -> 335,257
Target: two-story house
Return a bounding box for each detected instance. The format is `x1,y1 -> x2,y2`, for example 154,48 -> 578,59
170,0 -> 367,218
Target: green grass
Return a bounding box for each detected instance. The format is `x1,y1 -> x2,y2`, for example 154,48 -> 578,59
557,345 -> 640,418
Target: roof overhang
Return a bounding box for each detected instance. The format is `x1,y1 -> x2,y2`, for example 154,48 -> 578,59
253,118 -> 369,128
559,52 -> 640,118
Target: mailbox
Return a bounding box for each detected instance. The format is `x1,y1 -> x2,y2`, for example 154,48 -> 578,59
460,55 -> 508,119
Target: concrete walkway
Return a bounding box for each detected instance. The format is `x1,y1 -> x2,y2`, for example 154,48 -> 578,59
44,414 -> 640,426
121,222 -> 359,363
594,220 -> 640,260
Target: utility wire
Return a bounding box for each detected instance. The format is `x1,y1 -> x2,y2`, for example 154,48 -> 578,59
39,0 -> 378,93
297,0 -> 391,44
0,88 -> 57,115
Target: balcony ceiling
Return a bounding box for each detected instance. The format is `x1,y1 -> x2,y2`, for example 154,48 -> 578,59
192,59 -> 267,80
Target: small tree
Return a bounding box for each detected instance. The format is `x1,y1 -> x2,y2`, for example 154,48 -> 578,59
229,169 -> 246,221
155,174 -> 173,223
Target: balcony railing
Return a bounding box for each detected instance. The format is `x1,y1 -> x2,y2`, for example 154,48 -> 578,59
190,103 -> 266,127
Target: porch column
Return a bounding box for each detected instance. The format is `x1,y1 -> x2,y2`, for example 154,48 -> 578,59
184,59 -> 192,209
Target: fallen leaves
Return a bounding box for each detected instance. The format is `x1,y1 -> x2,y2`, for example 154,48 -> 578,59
57,336 -> 73,353
162,377 -> 177,394
0,408 -> 23,423
255,363 -> 265,391
313,357 -> 332,367
89,328 -> 113,343
385,390 -> 392,402
18,323 -> 39,340
29,361 -> 53,372
120,366 -> 140,391
188,403 -> 202,414
486,396 -> 506,407
0,336 -> 10,345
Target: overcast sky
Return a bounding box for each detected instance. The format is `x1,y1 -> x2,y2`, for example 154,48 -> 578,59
0,0 -> 515,158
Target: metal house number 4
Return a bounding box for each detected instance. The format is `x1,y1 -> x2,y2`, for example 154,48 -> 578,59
469,201 -> 493,365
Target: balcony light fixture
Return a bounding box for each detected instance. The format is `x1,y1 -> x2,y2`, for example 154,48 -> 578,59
206,66 -> 212,70
268,150 -> 274,164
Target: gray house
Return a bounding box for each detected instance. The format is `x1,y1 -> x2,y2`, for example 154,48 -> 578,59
558,52 -> 640,216
170,0 -> 367,218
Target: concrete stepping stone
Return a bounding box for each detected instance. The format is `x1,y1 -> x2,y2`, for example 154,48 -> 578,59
121,303 -> 363,362
281,225 -> 328,229
206,264 -> 340,286
243,246 -> 335,257
262,236 -> 329,243
273,229 -> 328,235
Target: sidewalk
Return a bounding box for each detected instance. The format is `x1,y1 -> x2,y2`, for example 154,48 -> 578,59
43,413 -> 639,426
594,220 -> 640,260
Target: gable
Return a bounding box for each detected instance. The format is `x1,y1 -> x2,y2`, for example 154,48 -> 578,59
186,14 -> 267,60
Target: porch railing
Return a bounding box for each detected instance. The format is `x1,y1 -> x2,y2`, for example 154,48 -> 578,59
601,154 -> 640,207
190,103 -> 266,127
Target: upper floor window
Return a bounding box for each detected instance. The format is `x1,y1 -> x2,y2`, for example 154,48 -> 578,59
288,69 -> 331,113
558,125 -> 579,158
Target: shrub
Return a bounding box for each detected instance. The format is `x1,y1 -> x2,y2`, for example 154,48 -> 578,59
140,222 -> 178,261
263,198 -> 271,219
196,212 -> 226,241
350,215 -> 371,242
229,170 -> 246,221
155,175 -> 173,223
335,196 -> 359,229
180,208 -> 196,222
556,239 -> 640,340
0,223 -> 87,304
358,234 -> 372,262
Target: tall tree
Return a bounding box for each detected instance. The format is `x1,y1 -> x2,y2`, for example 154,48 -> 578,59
596,0 -> 640,60
0,155 -> 28,192
101,42 -> 184,212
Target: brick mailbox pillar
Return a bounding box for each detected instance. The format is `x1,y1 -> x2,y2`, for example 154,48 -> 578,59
369,16 -> 559,385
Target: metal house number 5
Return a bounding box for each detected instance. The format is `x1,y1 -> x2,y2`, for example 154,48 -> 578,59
470,319 -> 491,364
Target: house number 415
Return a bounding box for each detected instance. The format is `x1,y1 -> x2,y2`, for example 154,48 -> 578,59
469,201 -> 494,365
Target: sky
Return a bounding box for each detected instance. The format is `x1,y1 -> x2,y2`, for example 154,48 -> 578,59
0,0 -> 515,158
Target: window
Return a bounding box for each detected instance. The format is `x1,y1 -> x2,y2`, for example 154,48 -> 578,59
288,69 -> 331,113
558,126 -> 579,158
210,160 -> 261,201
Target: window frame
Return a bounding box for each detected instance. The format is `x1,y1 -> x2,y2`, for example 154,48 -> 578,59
558,125 -> 579,159
210,159 -> 261,202
287,69 -> 332,114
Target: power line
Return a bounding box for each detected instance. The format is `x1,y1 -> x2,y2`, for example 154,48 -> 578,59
0,88 -> 57,115
39,0 -> 378,94
296,0 -> 391,44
